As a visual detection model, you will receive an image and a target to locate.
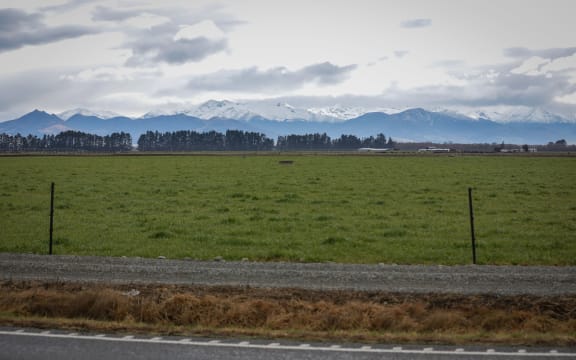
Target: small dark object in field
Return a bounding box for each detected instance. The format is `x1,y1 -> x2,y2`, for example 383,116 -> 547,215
279,160 -> 294,165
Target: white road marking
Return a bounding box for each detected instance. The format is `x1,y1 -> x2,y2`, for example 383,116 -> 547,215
0,330 -> 574,357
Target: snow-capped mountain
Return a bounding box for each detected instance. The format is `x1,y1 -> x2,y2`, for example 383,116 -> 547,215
307,106 -> 368,120
184,100 -> 259,121
143,100 -> 330,121
58,108 -> 120,121
306,105 -> 409,120
141,100 -> 574,125
2,102 -> 576,145
465,107 -> 569,123
248,101 -> 328,121
502,107 -> 568,123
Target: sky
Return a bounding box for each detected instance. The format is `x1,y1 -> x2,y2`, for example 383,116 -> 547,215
1,0 -> 576,120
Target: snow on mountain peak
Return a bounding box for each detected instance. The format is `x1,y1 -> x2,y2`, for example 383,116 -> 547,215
59,108 -> 119,120
137,101 -> 574,123
145,100 -> 332,121
475,107 -> 567,123
307,105 -> 407,120
192,100 -> 256,120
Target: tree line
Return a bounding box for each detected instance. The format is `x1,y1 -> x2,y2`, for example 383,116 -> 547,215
0,130 -> 394,152
137,130 -> 275,151
138,130 -> 393,151
276,133 -> 392,150
0,131 -> 132,152
0,129 -> 395,152
3,129 -> 574,153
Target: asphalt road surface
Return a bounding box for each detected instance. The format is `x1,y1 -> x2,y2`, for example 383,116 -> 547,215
1,329 -> 575,360
1,253 -> 575,295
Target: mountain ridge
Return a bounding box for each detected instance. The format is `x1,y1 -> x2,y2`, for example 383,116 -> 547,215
1,105 -> 575,145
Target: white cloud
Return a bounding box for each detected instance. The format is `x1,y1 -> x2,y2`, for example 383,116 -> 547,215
555,92 -> 576,105
61,66 -> 162,82
511,57 -> 552,76
174,20 -> 225,41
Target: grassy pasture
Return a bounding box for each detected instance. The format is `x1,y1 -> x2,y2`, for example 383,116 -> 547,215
0,154 -> 575,265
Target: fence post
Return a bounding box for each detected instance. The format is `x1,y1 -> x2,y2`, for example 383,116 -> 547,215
49,182 -> 55,255
468,187 -> 477,264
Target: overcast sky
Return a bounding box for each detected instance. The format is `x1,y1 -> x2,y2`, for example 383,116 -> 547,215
1,0 -> 575,119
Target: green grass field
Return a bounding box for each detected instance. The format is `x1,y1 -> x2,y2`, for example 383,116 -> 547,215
1,154 -> 575,265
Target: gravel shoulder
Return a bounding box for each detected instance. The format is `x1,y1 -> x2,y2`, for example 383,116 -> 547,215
1,253 -> 575,295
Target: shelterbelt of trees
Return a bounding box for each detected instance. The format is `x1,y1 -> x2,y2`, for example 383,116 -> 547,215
0,131 -> 132,152
0,129 -> 395,152
2,129 -> 574,153
138,130 -> 393,151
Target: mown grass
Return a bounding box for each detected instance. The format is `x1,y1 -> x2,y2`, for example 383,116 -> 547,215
1,281 -> 575,346
1,154 -> 575,265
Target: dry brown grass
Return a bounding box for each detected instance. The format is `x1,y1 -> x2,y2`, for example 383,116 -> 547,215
1,280 -> 575,346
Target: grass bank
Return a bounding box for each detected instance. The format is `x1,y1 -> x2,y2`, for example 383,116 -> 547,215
1,154 -> 575,264
0,281 -> 574,346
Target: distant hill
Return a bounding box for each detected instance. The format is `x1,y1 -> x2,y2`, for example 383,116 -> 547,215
1,106 -> 575,145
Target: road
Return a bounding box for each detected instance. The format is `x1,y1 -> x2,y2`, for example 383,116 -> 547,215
2,254 -> 575,359
1,328 -> 575,360
1,253 -> 575,295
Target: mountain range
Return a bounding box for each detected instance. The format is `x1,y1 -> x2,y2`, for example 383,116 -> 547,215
1,100 -> 575,145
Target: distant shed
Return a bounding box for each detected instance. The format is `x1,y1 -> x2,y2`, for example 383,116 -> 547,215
418,147 -> 451,153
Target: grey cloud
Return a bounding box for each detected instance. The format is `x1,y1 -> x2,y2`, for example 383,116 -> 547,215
0,67 -> 156,117
0,9 -> 41,32
41,0 -> 96,13
401,18 -> 432,28
394,50 -> 409,58
92,6 -> 145,22
393,70 -> 576,109
504,46 -> 576,60
301,62 -> 357,85
102,5 -> 242,66
92,4 -> 243,30
187,62 -> 357,92
278,64 -> 576,115
432,59 -> 466,68
0,8 -> 96,53
126,32 -> 228,66
0,71 -> 60,111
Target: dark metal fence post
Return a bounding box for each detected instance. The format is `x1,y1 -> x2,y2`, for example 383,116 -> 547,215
49,182 -> 55,255
468,187 -> 477,264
